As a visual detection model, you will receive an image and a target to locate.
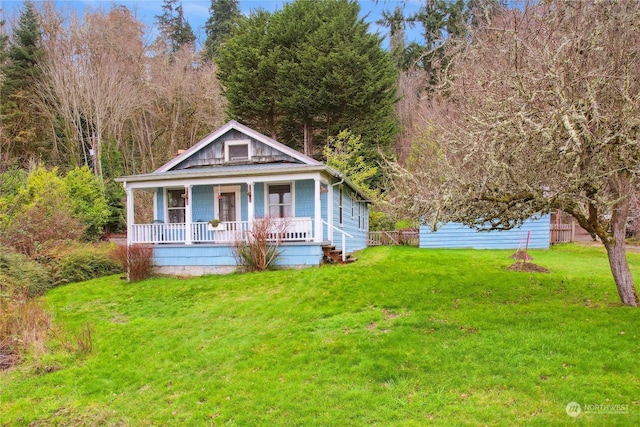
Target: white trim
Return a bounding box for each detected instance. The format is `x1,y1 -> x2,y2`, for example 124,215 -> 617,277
153,188 -> 158,220
314,179 -> 322,243
351,190 -> 354,219
123,171 -> 326,191
125,186 -> 133,245
247,181 -> 255,223
328,182 -> 333,242
213,185 -> 241,222
224,139 -> 251,162
264,181 -> 295,218
339,185 -> 344,226
165,187 -> 187,224
185,185 -> 193,245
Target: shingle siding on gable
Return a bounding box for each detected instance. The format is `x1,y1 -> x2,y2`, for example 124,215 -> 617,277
173,130 -> 300,170
419,214 -> 551,249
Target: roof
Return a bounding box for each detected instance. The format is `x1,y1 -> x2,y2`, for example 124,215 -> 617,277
116,121 -> 371,202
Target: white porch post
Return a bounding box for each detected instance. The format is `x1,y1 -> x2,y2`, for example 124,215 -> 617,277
125,184 -> 134,245
185,184 -> 193,245
314,178 -> 322,242
327,181 -> 334,243
153,189 -> 158,220
247,181 -> 255,224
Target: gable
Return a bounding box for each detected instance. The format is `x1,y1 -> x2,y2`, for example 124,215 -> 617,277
156,121 -> 321,173
172,129 -> 301,170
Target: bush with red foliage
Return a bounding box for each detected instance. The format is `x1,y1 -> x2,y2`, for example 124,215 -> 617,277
111,244 -> 154,282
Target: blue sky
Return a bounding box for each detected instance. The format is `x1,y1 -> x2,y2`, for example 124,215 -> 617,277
2,0 -> 423,48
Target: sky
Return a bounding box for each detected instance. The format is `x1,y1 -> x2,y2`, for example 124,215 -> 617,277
1,0 -> 423,48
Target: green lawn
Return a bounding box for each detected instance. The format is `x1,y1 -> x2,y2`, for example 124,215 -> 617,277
1,245 -> 639,426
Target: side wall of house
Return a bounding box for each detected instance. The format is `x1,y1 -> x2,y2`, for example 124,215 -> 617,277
152,243 -> 323,276
419,214 -> 551,249
332,184 -> 368,253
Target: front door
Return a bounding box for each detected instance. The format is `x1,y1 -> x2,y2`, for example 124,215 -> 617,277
218,192 -> 236,222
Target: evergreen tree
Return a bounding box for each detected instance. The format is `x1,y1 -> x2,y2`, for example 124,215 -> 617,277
203,0 -> 241,61
0,1 -> 46,166
155,0 -> 196,55
379,0 -> 504,86
217,0 -> 397,186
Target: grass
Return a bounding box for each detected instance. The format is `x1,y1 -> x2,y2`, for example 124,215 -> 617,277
1,244 -> 640,426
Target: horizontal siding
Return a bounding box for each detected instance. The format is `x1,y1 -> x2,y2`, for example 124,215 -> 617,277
332,184 -> 368,253
419,215 -> 550,249
152,243 -> 323,271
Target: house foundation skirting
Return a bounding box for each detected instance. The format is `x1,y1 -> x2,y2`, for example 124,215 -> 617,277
151,243 -> 325,276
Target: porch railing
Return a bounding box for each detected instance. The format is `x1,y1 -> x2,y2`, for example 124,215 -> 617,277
129,217 -> 314,244
192,221 -> 250,243
322,220 -> 353,262
130,222 -> 187,244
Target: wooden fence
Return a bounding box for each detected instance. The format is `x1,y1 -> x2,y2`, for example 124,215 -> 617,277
368,229 -> 419,247
550,223 -> 574,244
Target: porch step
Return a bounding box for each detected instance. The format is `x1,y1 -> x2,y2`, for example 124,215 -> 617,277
322,245 -> 357,265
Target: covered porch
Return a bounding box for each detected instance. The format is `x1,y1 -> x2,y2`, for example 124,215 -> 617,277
124,173 -> 331,246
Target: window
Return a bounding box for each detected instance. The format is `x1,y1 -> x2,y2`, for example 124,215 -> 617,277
225,140 -> 250,162
351,193 -> 355,219
167,189 -> 186,223
339,186 -> 343,225
268,183 -> 292,218
358,202 -> 363,230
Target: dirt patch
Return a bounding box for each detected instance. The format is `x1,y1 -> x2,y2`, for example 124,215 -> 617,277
507,262 -> 550,273
510,250 -> 533,261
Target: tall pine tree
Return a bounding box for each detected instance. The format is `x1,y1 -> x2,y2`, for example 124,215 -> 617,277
155,0 -> 196,56
217,0 -> 397,187
0,1 -> 46,166
203,0 -> 241,61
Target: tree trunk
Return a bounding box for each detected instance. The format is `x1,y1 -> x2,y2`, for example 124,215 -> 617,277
604,238 -> 638,306
601,177 -> 639,306
303,118 -> 312,157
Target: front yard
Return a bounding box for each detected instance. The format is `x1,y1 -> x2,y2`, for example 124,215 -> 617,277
1,245 -> 639,425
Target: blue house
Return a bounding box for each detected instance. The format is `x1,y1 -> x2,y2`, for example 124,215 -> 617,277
117,121 -> 369,275
419,215 -> 551,249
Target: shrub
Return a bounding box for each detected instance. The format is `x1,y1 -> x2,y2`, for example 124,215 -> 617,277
64,166 -> 110,241
1,199 -> 86,259
233,218 -> 285,272
111,244 -> 154,282
42,242 -> 122,286
0,166 -> 86,258
0,289 -> 52,371
0,246 -> 53,298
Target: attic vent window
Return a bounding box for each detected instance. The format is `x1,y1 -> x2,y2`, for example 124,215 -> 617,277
225,140 -> 251,162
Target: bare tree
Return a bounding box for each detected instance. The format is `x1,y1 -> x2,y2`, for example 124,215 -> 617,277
392,1 -> 640,306
138,47 -> 225,170
36,4 -> 145,171
34,3 -> 225,175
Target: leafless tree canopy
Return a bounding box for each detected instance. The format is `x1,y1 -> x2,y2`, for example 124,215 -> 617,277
26,2 -> 225,174
392,1 -> 640,305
